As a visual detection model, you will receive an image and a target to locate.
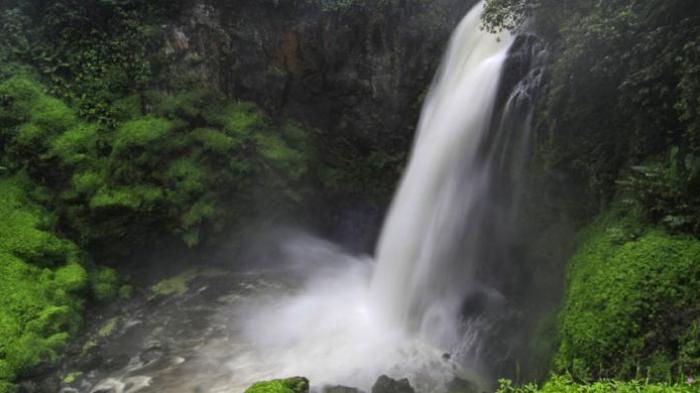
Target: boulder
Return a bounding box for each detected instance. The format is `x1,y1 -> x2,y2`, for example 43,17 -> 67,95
371,375 -> 414,393
245,377 -> 310,393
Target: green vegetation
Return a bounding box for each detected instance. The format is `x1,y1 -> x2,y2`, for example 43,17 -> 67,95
0,68 -> 310,388
555,209 -> 700,380
1,75 -> 311,253
483,0 -> 700,388
497,376 -> 700,393
0,179 -> 86,389
0,2 -> 312,386
245,377 -> 309,393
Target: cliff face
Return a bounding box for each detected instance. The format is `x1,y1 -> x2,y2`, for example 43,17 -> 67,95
156,0 -> 478,151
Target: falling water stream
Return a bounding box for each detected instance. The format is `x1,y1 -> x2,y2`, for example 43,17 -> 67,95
80,2 -> 536,392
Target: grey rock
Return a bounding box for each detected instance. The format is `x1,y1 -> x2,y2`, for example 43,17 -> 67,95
371,375 -> 415,393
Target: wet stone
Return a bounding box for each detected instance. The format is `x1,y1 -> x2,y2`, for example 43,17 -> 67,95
371,376 -> 415,393
140,344 -> 166,365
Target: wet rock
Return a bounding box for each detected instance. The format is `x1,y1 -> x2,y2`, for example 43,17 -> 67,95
140,344 -> 166,365
323,385 -> 365,393
59,388 -> 79,393
91,387 -> 117,393
101,353 -> 131,371
371,376 -> 414,393
445,377 -> 478,393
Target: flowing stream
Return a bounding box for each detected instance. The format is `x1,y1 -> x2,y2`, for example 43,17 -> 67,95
76,2 -> 530,392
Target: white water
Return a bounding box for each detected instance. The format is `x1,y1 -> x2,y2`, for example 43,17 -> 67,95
197,2 -> 514,392
372,2 -> 514,341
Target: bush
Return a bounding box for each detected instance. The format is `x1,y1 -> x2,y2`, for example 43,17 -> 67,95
0,179 -> 85,389
90,267 -> 119,302
619,147 -> 700,236
555,208 -> 700,380
497,376 -> 700,393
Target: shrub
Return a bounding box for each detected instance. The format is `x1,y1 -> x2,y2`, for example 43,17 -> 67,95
0,179 -> 85,389
111,116 -> 174,156
245,377 -> 309,393
496,376 -> 700,393
89,267 -> 119,302
555,208 -> 700,380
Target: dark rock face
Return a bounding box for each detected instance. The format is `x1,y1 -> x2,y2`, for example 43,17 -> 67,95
157,0 -> 479,150
371,375 -> 415,393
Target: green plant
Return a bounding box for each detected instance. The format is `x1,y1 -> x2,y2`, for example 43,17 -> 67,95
555,208 -> 700,380
619,147 -> 700,235
245,377 -> 309,393
496,375 -> 700,393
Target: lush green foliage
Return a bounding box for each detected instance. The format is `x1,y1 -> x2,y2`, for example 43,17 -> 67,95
555,209 -> 700,380
0,178 -> 86,388
0,49 -> 310,389
245,377 -> 309,393
619,148 -> 700,236
497,376 -> 700,393
0,76 -> 311,253
0,0 -> 186,126
484,0 -> 700,217
481,0 -> 700,385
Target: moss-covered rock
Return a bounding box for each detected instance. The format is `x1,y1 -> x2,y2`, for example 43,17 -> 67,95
245,377 -> 310,393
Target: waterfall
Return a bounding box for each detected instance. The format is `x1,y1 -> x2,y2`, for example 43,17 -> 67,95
371,0 -> 516,342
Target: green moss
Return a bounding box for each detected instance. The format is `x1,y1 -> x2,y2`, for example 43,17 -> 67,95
255,133 -> 307,180
54,263 -> 88,292
150,268 -> 227,297
150,269 -> 197,297
157,89 -> 221,121
191,128 -> 240,153
555,208 -> 700,379
89,185 -> 163,211
0,381 -> 17,393
209,102 -> 266,136
71,171 -> 104,195
90,267 -> 119,302
111,95 -> 142,121
81,340 -> 97,354
244,377 -> 309,393
14,123 -> 44,147
29,95 -> 76,133
49,123 -> 99,166
62,371 -> 82,384
166,158 -> 206,197
118,285 -> 133,300
111,116 -> 174,156
0,77 -> 42,126
0,178 -> 71,265
97,317 -> 119,338
179,198 -> 216,247
0,228 -> 84,389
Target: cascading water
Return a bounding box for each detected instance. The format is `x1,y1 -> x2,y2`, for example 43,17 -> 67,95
371,1 -> 514,344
